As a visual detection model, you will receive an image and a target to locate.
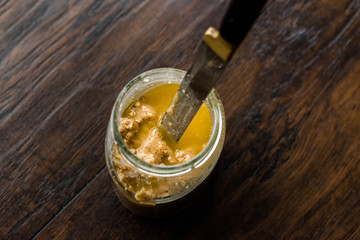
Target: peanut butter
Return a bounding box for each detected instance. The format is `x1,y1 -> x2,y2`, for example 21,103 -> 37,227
112,83 -> 212,201
118,84 -> 211,165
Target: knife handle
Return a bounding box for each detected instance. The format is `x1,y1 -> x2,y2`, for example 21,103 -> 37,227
220,0 -> 267,47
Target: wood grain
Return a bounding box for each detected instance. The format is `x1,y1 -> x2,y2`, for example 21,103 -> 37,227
1,0 -> 359,239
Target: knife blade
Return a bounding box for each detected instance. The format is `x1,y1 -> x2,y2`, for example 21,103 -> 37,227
161,0 -> 267,141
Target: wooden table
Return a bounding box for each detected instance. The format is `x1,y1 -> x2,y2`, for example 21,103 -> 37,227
1,0 -> 359,239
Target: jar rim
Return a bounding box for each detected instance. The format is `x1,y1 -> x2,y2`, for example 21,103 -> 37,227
111,68 -> 225,176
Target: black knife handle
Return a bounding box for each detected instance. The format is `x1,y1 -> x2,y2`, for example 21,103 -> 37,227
220,0 -> 267,47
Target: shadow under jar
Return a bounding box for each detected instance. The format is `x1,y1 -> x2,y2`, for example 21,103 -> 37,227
105,68 -> 225,217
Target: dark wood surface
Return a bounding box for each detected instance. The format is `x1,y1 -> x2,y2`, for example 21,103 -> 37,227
1,0 -> 359,239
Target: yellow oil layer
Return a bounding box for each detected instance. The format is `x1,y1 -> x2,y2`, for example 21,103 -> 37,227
127,84 -> 211,157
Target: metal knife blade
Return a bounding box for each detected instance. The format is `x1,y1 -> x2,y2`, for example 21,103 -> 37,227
160,28 -> 230,141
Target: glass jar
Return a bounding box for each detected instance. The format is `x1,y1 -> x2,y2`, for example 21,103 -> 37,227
105,68 -> 225,217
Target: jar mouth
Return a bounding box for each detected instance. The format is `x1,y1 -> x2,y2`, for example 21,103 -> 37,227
111,68 -> 224,176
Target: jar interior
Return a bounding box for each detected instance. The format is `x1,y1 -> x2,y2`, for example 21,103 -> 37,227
112,69 -> 221,176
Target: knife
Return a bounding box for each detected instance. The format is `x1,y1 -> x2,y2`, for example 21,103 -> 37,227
161,0 -> 267,141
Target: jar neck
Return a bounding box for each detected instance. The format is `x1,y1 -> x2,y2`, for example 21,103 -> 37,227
112,68 -> 224,177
